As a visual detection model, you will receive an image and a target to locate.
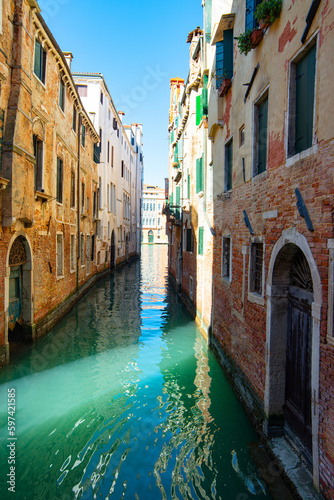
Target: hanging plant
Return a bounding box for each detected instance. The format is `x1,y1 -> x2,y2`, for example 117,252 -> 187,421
255,0 -> 282,26
237,29 -> 253,56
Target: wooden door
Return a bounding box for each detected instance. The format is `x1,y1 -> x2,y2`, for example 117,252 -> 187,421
285,251 -> 313,457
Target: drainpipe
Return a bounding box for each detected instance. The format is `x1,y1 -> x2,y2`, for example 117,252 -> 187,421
76,113 -> 81,292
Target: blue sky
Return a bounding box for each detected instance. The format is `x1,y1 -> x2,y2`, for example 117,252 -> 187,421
41,0 -> 203,188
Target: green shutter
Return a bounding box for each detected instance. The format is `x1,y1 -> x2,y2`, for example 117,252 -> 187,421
187,173 -> 190,199
223,29 -> 234,80
175,186 -> 180,219
34,40 -> 42,79
198,227 -> 204,256
170,192 -> 173,205
216,41 -> 224,89
174,143 -> 178,163
258,96 -> 268,174
171,130 -> 174,142
295,44 -> 316,154
196,158 -> 200,193
196,95 -> 202,126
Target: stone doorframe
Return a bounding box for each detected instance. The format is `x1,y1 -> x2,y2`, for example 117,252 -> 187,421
264,227 -> 321,488
4,231 -> 34,356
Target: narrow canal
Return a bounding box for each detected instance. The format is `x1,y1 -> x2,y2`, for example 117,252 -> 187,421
0,246 -> 272,500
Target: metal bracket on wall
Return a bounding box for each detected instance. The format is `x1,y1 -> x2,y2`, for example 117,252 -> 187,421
244,63 -> 260,102
295,188 -> 314,231
243,210 -> 254,235
301,0 -> 321,43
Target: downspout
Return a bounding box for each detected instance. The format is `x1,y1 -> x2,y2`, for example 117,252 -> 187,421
76,113 -> 81,292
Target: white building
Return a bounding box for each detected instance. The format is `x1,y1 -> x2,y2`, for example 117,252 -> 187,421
72,73 -> 143,266
142,185 -> 168,244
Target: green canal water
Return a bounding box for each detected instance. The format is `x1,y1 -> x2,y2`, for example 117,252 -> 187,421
0,246 -> 272,500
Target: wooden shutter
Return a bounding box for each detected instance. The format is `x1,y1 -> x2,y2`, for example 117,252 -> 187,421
196,95 -> 202,126
245,0 -> 261,31
216,41 -> 224,89
295,44 -> 316,154
223,29 -> 234,79
34,40 -> 42,79
258,96 -> 268,174
225,140 -> 233,191
57,158 -> 63,203
198,227 -> 204,256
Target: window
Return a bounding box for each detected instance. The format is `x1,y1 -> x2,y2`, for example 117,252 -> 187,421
81,182 -> 85,214
33,135 -> 43,192
187,170 -> 190,199
158,203 -> 161,212
56,234 -> 63,277
254,93 -> 268,176
215,29 -> 234,89
81,124 -> 85,147
86,196 -> 89,213
121,160 -> 124,177
108,222 -> 110,239
198,226 -> 204,256
222,237 -> 231,280
93,190 -> 97,219
99,128 -> 102,152
76,85 -> 87,97
225,139 -> 233,191
72,106 -> 77,131
86,235 -> 90,267
196,156 -> 203,193
80,234 -> 85,264
186,228 -> 194,252
288,42 -> 316,157
70,234 -> 75,272
245,0 -> 261,31
70,169 -> 75,208
107,141 -> 110,163
111,145 -> 114,167
107,184 -> 110,211
250,242 -> 263,295
239,125 -> 245,147
189,276 -> 193,299
59,79 -> 65,111
91,235 -> 95,262
158,217 -> 160,226
34,39 -> 46,84
56,158 -> 63,203
100,92 -> 103,104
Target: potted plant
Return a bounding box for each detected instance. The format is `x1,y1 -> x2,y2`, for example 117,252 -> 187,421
255,0 -> 282,29
250,28 -> 264,47
237,29 -> 253,55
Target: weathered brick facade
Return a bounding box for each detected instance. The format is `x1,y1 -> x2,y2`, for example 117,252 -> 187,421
0,0 -> 107,365
168,0 -> 334,497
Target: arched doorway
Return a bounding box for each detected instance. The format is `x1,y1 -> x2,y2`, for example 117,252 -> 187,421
6,233 -> 33,343
265,228 -> 321,486
110,231 -> 116,268
148,230 -> 154,244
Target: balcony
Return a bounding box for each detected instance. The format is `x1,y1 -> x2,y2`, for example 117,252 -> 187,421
163,203 -> 182,225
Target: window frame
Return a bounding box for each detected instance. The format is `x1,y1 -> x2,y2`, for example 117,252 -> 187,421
224,138 -> 233,192
70,234 -> 76,273
56,157 -> 63,204
33,134 -> 44,192
33,39 -> 47,84
56,233 -> 64,279
253,89 -> 269,178
287,35 -> 318,161
59,78 -> 65,112
248,239 -> 265,305
222,236 -> 232,282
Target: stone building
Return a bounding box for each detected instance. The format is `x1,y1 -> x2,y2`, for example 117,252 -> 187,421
168,0 -> 334,497
142,184 -> 167,244
0,0 -> 104,365
71,74 -> 143,266
166,28 -> 214,334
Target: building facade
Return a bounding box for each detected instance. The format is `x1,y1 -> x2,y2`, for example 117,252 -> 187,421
166,28 -> 214,335
71,73 -> 143,267
0,0 -> 143,366
168,0 -> 334,497
142,185 -> 167,244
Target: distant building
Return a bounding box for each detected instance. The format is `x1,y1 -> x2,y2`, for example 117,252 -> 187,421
142,185 -> 167,244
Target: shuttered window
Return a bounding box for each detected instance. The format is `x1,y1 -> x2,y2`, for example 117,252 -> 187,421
59,79 -> 65,111
70,170 -> 75,208
204,0 -> 212,42
56,234 -> 64,277
196,157 -> 203,193
33,135 -> 43,192
255,94 -> 268,175
250,242 -> 263,294
56,158 -> 63,203
198,227 -> 204,256
187,172 -> 190,199
245,0 -> 261,31
225,139 -> 233,191
295,44 -> 316,154
81,125 -> 85,147
222,237 -> 231,279
34,39 -> 46,84
186,228 -> 193,252
216,30 -> 234,90
196,95 -> 202,126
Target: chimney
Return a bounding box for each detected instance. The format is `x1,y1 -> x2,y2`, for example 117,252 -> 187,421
63,52 -> 73,71
118,111 -> 125,123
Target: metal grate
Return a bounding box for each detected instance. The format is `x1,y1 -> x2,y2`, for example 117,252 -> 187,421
290,250 -> 313,292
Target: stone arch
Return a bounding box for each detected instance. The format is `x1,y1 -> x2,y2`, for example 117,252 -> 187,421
265,227 -> 321,487
5,231 -> 34,353
32,118 -> 45,141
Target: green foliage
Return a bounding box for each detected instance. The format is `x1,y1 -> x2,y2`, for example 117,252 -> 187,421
237,29 -> 253,56
255,0 -> 282,25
